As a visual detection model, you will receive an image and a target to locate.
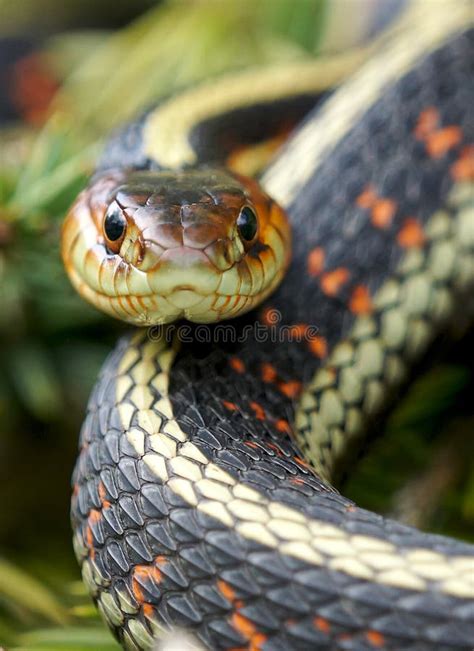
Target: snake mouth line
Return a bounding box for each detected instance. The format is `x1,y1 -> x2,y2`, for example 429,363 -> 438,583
68,259 -> 281,301
67,260 -> 284,326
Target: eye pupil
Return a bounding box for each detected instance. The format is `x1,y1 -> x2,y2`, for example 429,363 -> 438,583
104,203 -> 126,242
237,206 -> 257,242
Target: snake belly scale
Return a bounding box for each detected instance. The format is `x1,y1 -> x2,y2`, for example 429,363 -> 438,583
64,3 -> 474,650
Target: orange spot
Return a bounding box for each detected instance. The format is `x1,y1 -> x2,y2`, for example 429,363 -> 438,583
98,481 -> 111,509
314,617 -> 331,633
307,335 -> 328,359
88,509 -> 101,525
294,455 -> 311,469
307,247 -> 325,276
267,442 -> 284,456
349,285 -> 373,315
451,145 -> 474,181
222,400 -> 237,411
230,357 -> 245,373
426,125 -> 462,158
132,565 -> 163,604
217,580 -> 236,603
371,198 -> 397,229
250,401 -> 266,420
132,580 -> 145,603
85,527 -> 94,557
286,323 -> 309,340
275,419 -> 292,434
414,107 -> 439,139
278,380 -> 302,399
139,603 -> 152,618
231,613 -> 267,651
250,633 -> 267,651
320,268 -> 350,296
356,185 -> 377,209
245,441 -> 259,449
98,482 -> 106,501
397,217 -> 425,248
366,630 -> 385,647
261,362 -> 278,383
232,613 -> 256,638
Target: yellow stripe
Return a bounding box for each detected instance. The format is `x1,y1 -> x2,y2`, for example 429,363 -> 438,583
117,324 -> 473,599
296,184 -> 474,480
143,51 -> 370,169
263,0 -> 472,207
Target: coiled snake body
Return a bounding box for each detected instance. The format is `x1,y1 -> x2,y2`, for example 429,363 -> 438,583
62,4 -> 474,650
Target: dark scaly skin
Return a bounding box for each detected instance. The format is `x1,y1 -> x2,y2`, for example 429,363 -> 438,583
71,26 -> 474,651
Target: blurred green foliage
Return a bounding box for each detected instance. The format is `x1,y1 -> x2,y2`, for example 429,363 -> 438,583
0,0 -> 472,649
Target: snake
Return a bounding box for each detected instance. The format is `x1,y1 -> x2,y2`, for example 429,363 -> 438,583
61,3 -> 474,650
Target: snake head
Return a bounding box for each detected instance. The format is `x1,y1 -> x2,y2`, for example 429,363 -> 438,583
61,168 -> 291,325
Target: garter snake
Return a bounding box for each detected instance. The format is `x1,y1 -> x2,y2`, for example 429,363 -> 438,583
62,2 -> 474,650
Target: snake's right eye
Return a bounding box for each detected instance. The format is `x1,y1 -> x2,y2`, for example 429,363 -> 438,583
103,202 -> 127,253
237,206 -> 258,244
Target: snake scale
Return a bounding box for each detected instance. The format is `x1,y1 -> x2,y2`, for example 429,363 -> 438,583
62,3 -> 474,650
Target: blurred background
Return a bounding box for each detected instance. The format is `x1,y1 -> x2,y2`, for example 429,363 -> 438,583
0,1 -> 472,649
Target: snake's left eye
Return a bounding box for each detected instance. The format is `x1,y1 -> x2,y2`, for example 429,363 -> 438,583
237,206 -> 258,244
103,202 -> 127,253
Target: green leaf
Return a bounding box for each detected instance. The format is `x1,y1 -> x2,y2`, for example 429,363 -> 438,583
6,344 -> 63,421
0,559 -> 67,626
388,365 -> 469,430
14,626 -> 121,650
